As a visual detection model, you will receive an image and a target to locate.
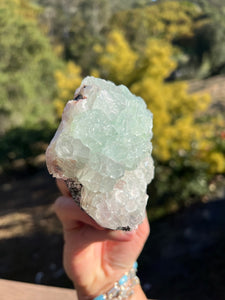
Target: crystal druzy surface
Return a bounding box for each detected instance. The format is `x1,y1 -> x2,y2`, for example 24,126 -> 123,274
46,76 -> 154,230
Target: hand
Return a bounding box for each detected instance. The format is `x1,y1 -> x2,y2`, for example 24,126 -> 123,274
54,179 -> 150,300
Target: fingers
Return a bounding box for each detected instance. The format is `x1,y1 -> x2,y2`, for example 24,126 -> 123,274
56,178 -> 150,243
54,196 -> 135,240
56,179 -> 108,230
56,179 -> 107,231
55,180 -> 134,240
54,196 -> 104,230
55,178 -> 149,241
54,196 -> 149,243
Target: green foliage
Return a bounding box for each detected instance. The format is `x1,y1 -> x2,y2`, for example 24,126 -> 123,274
110,1 -> 203,51
0,0 -> 61,133
194,0 -> 225,76
94,30 -> 138,85
37,0 -> 225,78
36,0 -> 158,73
149,158 -> 210,207
37,0 -> 114,73
0,122 -> 57,170
161,0 -> 225,77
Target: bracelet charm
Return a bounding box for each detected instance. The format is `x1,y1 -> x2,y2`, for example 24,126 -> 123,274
93,262 -> 139,300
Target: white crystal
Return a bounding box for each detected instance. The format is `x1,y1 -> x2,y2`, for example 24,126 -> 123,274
46,77 -> 154,230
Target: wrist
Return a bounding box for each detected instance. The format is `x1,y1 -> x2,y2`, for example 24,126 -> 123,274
76,284 -> 147,300
130,284 -> 148,300
75,262 -> 147,300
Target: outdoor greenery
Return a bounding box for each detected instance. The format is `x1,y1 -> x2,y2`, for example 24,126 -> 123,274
1,0 -> 225,210
0,0 -> 61,134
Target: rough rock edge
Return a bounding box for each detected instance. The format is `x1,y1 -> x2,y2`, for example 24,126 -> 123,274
66,179 -> 82,207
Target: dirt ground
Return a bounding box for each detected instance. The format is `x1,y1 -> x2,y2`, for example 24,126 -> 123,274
0,166 -> 225,300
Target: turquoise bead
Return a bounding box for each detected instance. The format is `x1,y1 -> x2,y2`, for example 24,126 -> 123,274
93,294 -> 105,300
119,274 -> 128,285
133,261 -> 138,270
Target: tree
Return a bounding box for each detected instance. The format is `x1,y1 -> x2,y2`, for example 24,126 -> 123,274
192,0 -> 225,76
159,0 -> 225,77
110,1 -> 204,51
36,0 -> 113,72
95,30 -> 138,85
36,0 -> 158,73
0,0 -> 61,134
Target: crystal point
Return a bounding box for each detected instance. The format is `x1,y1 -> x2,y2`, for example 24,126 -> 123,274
46,76 -> 154,230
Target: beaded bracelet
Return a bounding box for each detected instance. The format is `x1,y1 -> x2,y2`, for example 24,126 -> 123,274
93,262 -> 139,300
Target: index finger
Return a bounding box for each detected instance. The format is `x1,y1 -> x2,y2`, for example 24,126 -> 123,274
55,179 -> 105,231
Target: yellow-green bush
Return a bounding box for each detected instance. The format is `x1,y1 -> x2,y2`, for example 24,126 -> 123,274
110,1 -> 207,50
95,30 -> 138,85
197,115 -> 225,174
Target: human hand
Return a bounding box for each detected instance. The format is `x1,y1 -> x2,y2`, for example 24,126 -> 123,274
54,179 -> 150,300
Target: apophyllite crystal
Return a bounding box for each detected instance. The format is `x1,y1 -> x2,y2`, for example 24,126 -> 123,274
46,76 -> 154,230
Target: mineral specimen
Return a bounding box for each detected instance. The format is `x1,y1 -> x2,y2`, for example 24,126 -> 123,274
46,76 -> 154,230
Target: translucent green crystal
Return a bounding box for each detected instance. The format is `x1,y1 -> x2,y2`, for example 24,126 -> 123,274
46,77 -> 154,230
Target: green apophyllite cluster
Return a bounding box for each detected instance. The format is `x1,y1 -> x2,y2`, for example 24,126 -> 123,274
46,77 -> 154,230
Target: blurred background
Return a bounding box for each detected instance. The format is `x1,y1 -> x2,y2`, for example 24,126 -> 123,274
0,0 -> 225,299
